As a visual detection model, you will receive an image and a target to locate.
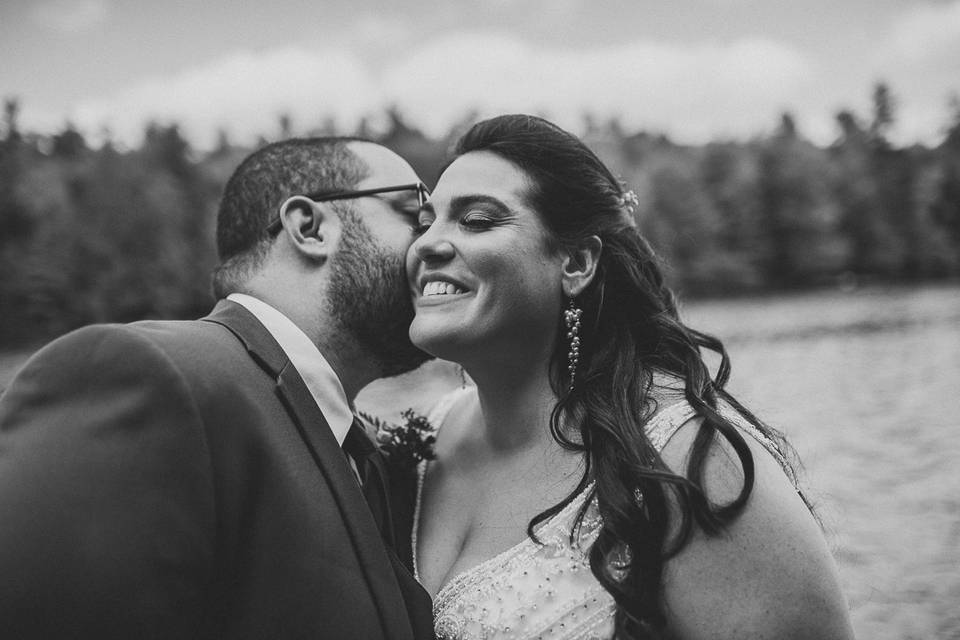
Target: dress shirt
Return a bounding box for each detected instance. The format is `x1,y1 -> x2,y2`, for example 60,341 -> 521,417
226,293 -> 353,447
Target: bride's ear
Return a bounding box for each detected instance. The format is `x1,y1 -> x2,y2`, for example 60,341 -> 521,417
561,235 -> 602,298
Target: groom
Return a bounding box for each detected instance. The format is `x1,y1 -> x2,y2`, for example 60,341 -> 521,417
0,138 -> 434,639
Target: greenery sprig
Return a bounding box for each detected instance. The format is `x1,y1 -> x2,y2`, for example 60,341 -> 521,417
358,409 -> 437,469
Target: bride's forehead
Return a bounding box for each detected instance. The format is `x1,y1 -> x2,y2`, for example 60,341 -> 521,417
434,152 -> 533,204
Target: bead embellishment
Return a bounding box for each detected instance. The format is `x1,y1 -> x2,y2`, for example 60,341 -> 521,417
563,300 -> 583,392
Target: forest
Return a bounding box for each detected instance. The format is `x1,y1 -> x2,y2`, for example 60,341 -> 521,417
2,83 -> 959,347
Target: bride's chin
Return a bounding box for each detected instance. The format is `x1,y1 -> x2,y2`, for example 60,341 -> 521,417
409,328 -> 472,364
409,325 -> 444,356
410,336 -> 456,362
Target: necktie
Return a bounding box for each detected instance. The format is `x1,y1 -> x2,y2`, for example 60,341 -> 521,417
342,418 -> 393,544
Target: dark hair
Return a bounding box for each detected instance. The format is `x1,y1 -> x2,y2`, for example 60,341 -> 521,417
452,115 -> 804,639
212,136 -> 370,298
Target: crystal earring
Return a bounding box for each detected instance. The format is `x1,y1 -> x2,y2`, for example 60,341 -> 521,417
563,298 -> 583,391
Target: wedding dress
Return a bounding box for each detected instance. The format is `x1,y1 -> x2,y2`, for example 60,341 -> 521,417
412,388 -> 789,640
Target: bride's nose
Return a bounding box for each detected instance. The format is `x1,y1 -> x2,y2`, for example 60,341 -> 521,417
410,223 -> 455,264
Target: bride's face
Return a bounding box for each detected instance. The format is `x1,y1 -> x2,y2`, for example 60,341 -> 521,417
406,151 -> 566,366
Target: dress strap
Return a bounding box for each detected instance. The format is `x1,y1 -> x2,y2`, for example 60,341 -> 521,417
643,401 -> 699,452
412,385 -> 474,582
646,400 -> 796,487
426,385 -> 473,429
717,404 -> 793,475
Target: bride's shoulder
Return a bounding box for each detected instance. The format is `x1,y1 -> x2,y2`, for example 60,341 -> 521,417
649,401 -> 852,637
657,424 -> 850,637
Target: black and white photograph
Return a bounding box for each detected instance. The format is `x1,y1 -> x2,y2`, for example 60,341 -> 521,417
1,1 -> 959,638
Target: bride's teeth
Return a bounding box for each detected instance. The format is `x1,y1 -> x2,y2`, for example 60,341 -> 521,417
422,280 -> 466,296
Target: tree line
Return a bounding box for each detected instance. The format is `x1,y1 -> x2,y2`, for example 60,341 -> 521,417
2,83 -> 959,347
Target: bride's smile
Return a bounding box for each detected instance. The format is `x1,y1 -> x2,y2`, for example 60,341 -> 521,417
420,279 -> 467,297
416,275 -> 471,305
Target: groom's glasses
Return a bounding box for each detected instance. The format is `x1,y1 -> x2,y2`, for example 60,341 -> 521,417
265,182 -> 431,235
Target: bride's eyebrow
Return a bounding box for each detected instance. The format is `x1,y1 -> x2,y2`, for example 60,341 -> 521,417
449,194 -> 511,214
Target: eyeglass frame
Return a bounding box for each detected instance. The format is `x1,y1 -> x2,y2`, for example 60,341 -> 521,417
265,182 -> 431,235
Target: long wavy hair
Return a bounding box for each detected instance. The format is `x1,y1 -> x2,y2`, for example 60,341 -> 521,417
451,115 -> 806,639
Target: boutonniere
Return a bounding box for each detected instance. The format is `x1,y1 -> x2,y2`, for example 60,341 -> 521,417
358,409 -> 437,469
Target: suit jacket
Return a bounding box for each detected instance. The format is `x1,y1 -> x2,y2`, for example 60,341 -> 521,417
0,300 -> 434,640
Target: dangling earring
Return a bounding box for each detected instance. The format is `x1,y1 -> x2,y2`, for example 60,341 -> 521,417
563,298 -> 583,391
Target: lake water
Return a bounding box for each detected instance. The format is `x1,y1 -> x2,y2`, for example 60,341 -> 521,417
682,284 -> 960,640
362,283 -> 960,639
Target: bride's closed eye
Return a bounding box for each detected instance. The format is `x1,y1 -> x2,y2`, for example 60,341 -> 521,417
460,211 -> 497,230
413,205 -> 503,236
385,195 -> 422,219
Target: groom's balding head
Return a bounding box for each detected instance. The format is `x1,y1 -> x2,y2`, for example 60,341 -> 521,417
212,137 -> 370,298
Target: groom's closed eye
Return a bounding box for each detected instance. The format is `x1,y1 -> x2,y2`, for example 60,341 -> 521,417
415,203 -> 436,234
385,195 -> 423,226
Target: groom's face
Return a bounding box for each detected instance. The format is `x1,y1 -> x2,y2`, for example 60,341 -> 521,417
325,143 -> 432,377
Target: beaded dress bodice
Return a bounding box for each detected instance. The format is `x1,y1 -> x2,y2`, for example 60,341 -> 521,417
412,390 -> 704,640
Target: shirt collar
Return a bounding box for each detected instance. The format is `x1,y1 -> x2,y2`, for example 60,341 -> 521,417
226,293 -> 353,446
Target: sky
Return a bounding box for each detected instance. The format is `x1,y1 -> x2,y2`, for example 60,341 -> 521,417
2,0 -> 959,149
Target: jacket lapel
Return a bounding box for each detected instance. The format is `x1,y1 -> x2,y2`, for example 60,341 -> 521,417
202,300 -> 423,640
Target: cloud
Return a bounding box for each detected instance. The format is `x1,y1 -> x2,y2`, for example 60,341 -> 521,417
71,47 -> 381,148
890,0 -> 960,61
59,32 -> 867,148
475,0 -> 583,13
861,1 -> 960,145
31,0 -> 109,33
384,33 -> 815,141
699,0 -> 758,5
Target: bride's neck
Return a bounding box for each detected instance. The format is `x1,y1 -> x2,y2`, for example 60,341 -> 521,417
467,361 -> 559,453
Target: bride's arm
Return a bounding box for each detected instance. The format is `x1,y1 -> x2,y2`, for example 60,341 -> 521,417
655,418 -> 855,640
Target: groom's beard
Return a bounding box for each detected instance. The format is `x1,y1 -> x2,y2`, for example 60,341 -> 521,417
326,210 -> 431,378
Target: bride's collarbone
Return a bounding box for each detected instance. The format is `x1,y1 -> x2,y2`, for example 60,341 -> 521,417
423,455 -> 565,528
425,441 -> 583,518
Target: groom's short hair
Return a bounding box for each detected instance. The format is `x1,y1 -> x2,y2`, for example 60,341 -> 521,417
212,137 -> 371,298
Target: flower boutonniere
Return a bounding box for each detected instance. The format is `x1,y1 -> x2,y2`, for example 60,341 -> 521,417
358,409 -> 437,469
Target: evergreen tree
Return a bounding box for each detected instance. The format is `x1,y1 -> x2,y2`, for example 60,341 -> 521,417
758,112 -> 847,286
699,142 -> 767,289
932,96 -> 960,257
870,82 -> 896,148
52,122 -> 88,158
2,98 -> 21,143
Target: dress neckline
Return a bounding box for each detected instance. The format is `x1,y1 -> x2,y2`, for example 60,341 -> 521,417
413,450 -> 598,602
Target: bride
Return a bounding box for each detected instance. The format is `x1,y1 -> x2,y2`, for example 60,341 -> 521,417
403,114 -> 854,639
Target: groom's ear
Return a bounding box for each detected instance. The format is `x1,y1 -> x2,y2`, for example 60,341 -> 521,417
561,235 -> 602,298
276,196 -> 336,261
